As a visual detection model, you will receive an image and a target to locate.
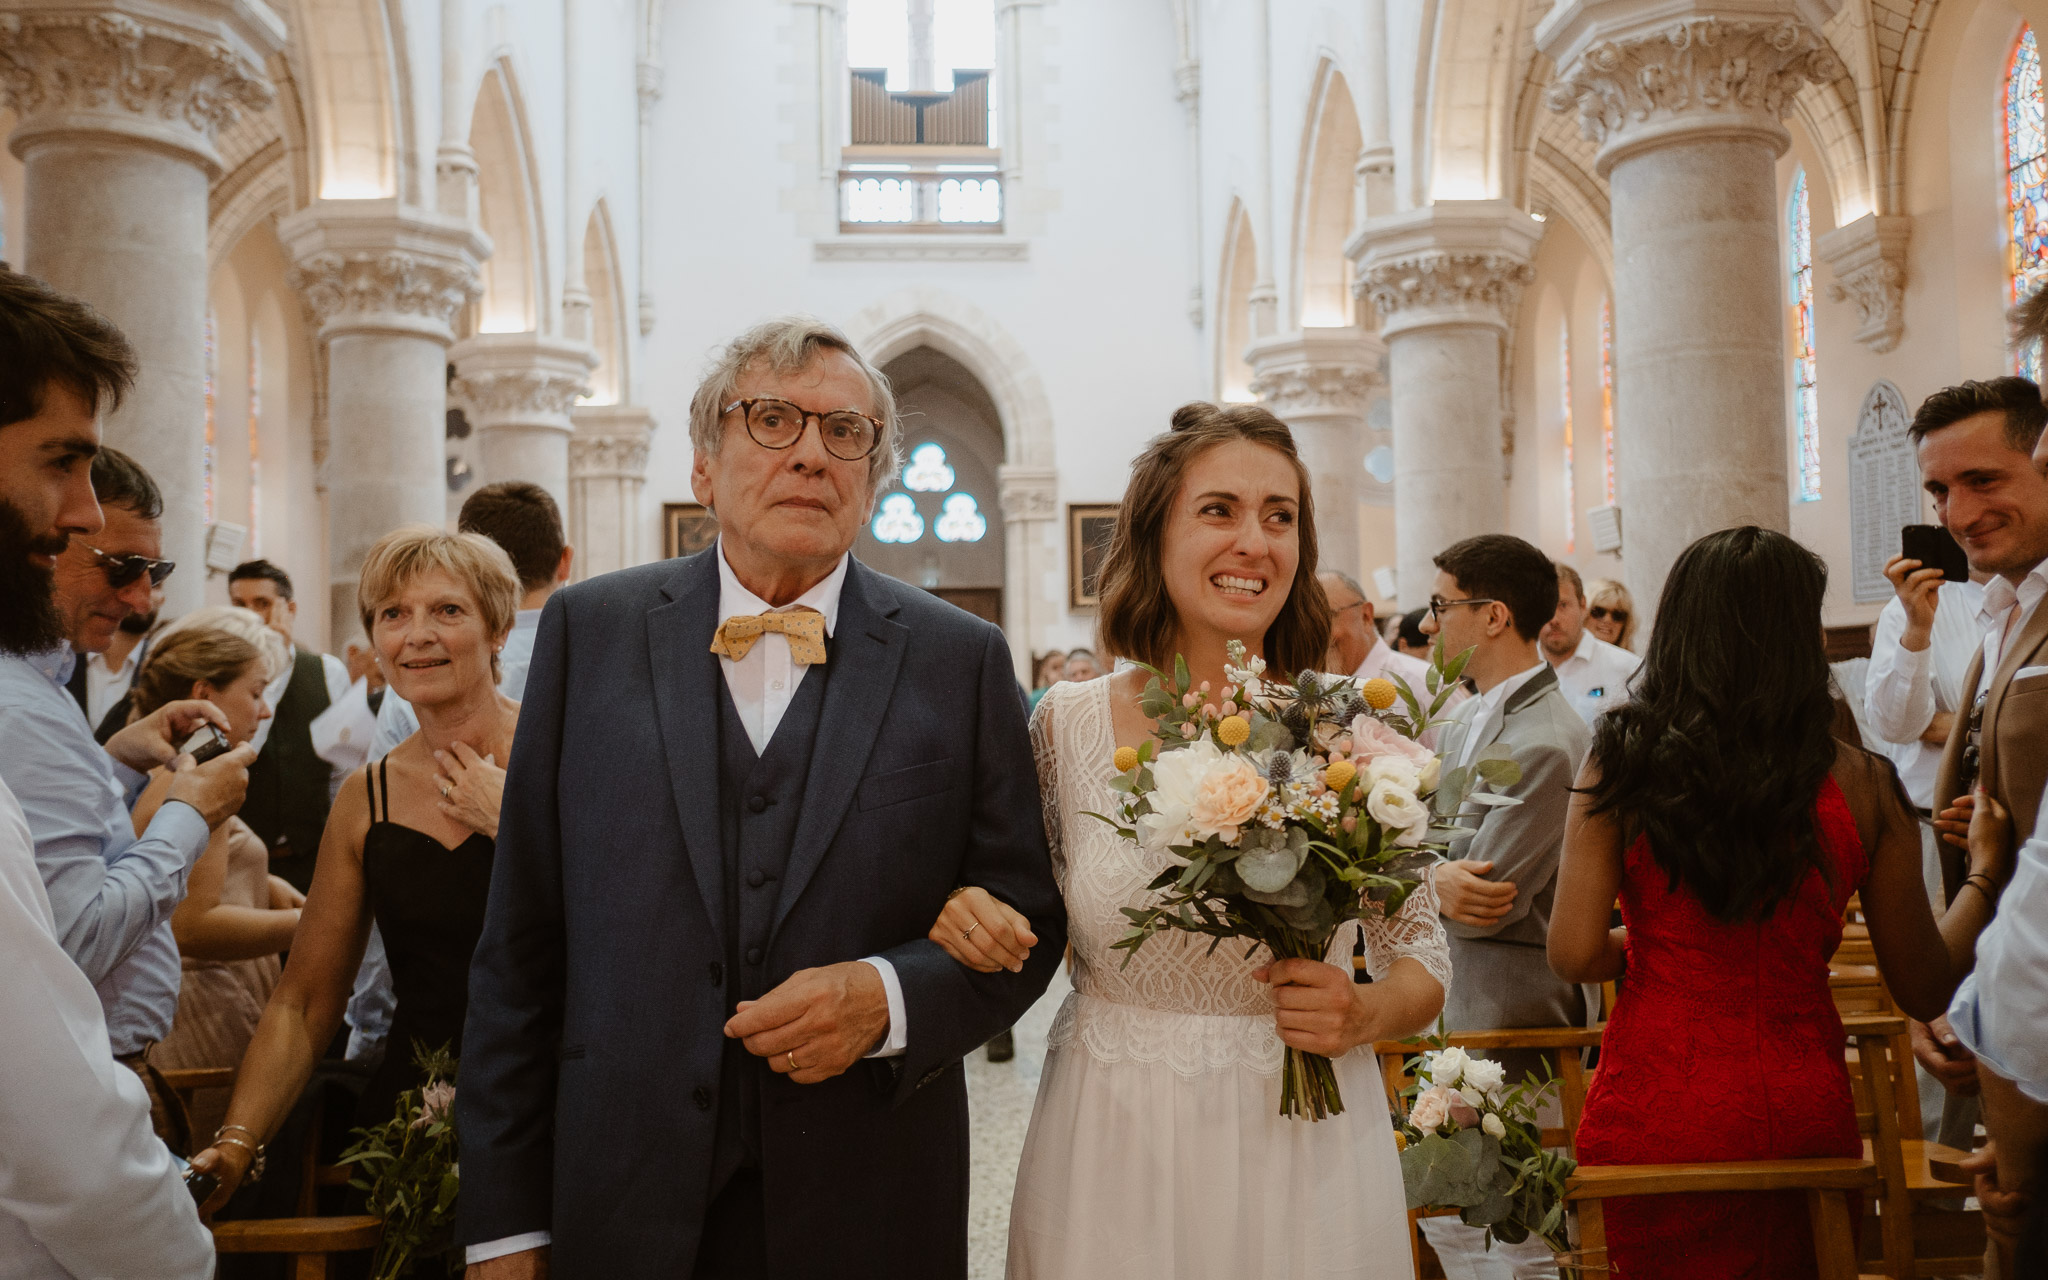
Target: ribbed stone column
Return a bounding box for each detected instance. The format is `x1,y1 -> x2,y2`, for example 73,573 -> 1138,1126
1,1 -> 284,612
449,333 -> 597,514
1349,201 -> 1540,607
1540,1 -> 1843,624
279,201 -> 486,649
1248,328 -> 1381,579
568,404 -> 655,579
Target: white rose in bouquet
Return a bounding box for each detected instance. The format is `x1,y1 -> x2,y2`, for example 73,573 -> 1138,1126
1482,1113 -> 1506,1140
1409,1086 -> 1452,1130
1427,1046 -> 1469,1087
1138,741 -> 1269,851
1367,777 -> 1432,847
1461,1056 -> 1506,1101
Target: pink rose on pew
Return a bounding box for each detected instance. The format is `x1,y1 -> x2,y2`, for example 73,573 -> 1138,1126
413,1080 -> 456,1130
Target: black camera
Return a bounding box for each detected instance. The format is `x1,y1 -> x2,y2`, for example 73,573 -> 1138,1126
177,723 -> 233,766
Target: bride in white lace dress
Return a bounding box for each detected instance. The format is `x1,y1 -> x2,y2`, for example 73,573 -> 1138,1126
934,404 -> 1451,1279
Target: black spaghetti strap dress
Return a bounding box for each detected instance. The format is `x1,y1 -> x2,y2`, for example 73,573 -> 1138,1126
356,758 -> 496,1126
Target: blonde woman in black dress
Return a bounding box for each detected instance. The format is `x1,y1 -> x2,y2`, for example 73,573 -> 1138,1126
189,526 -> 522,1208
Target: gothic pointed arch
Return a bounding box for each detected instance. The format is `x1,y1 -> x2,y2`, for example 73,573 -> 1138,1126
1291,60 -> 1362,328
289,0 -> 402,199
1217,199 -> 1259,400
470,59 -> 549,334
582,201 -> 628,404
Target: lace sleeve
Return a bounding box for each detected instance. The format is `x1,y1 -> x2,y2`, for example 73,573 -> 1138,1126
1362,868 -> 1454,994
1029,688 -> 1067,892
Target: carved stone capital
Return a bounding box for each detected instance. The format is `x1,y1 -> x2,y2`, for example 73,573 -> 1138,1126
450,333 -> 598,433
1348,201 -> 1543,338
570,404 -> 656,479
1539,8 -> 1844,174
279,201 -> 489,343
996,465 -> 1059,521
1247,328 -> 1382,421
1818,213 -> 1910,354
0,3 -> 284,173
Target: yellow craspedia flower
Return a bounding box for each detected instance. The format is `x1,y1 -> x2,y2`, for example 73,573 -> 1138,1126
1114,746 -> 1141,773
1393,1130 -> 1409,1152
1324,759 -> 1357,793
1216,715 -> 1251,747
1361,677 -> 1398,711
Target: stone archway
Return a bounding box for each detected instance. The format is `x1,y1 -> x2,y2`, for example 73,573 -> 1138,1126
842,289 -> 1059,678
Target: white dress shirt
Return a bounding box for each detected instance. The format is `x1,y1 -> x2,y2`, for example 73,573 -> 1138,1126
0,775 -> 213,1280
80,642 -> 145,729
249,642 -> 352,755
1452,661 -> 1548,770
1976,563 -> 2048,698
1863,580 -> 1985,808
1548,631 -> 1641,725
1352,636 -> 1432,693
1947,778 -> 2048,1105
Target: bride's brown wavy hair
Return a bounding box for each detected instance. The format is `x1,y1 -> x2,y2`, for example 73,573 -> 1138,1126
1096,402 -> 1331,677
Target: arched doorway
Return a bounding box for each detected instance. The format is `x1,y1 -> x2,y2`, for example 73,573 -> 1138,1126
859,347 -> 1005,625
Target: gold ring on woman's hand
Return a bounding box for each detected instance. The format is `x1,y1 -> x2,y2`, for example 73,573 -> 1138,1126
787,1051 -> 800,1071
962,922 -> 981,941
440,784 -> 451,799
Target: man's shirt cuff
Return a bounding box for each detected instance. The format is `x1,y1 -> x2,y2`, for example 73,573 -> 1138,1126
465,1232 -> 551,1264
859,956 -> 907,1058
149,800 -> 212,865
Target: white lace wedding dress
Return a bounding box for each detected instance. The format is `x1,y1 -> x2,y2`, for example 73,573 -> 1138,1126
1008,678 -> 1454,1279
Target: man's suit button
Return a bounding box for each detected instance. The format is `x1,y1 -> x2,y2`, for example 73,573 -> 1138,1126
747,794 -> 768,814
745,946 -> 763,966
693,1087 -> 712,1111
707,961 -> 723,985
746,870 -> 765,889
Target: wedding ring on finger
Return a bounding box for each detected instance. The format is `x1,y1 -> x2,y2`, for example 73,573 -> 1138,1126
787,1051 -> 800,1072
439,783 -> 452,799
962,922 -> 981,942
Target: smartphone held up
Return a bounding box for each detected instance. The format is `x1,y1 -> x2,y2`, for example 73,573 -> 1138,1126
1901,524 -> 1970,583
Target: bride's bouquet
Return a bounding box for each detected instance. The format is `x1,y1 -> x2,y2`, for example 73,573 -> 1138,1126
1094,640 -> 1522,1120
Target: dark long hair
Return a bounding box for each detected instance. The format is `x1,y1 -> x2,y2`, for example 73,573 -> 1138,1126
1582,527 -> 1838,921
1096,402 -> 1331,676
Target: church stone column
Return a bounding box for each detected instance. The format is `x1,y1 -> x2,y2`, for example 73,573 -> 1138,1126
1349,201 -> 1540,607
279,200 -> 486,646
997,465 -> 1058,684
1540,1 -> 1842,621
1247,327 -> 1381,579
568,404 -> 656,578
1,1 -> 284,613
449,333 -> 597,514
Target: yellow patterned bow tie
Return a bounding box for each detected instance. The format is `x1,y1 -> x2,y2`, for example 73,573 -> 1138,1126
709,608 -> 828,666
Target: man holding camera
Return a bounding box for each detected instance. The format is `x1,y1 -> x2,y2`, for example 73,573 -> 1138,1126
0,266 -> 232,1278
0,392 -> 256,1159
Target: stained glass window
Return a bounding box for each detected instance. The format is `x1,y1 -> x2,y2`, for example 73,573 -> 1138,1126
1560,324 -> 1575,555
248,329 -> 262,556
871,493 -> 925,544
2007,26 -> 2048,380
1789,169 -> 1821,503
934,493 -> 987,542
903,442 -> 956,491
1599,297 -> 1616,505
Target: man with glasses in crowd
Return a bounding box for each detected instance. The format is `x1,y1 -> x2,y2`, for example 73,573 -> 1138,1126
0,265 -> 244,1277
1415,534 -> 1591,1280
0,439 -> 257,1155
1319,569 -> 1430,690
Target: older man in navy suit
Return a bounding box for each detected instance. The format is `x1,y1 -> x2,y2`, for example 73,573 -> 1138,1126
458,318 -> 1066,1278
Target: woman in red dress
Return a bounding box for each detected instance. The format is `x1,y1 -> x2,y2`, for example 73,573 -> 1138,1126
1551,527 -> 2015,1279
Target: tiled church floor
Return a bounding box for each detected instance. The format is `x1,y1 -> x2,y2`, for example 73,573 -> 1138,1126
963,964 -> 1073,1280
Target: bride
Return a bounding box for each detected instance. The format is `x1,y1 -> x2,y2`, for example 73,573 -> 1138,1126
933,402 -> 1451,1279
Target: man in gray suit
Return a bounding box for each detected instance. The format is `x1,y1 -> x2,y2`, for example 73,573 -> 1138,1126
1417,534 -> 1591,1280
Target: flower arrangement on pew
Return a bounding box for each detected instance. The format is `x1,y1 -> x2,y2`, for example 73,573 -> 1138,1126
1395,1035 -> 1578,1271
1094,639 -> 1523,1120
338,1044 -> 461,1279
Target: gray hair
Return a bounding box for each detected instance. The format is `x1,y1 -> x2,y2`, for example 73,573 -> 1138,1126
687,317 -> 902,502
1317,569 -> 1369,604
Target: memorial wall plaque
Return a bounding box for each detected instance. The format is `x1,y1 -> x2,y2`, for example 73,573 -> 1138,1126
1847,379 -> 1920,603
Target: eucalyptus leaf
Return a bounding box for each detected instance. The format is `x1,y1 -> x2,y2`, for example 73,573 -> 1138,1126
1401,1131 -> 1486,1208
1237,842 -> 1305,893
1464,791 -> 1524,807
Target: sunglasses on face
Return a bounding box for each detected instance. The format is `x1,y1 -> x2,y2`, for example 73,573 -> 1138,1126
1588,605 -> 1630,625
85,544 -> 175,588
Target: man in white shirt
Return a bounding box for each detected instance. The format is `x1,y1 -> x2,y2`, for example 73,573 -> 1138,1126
1540,564 -> 1640,725
1417,536 -> 1591,1280
0,264 -> 219,1279
1319,569 -> 1430,690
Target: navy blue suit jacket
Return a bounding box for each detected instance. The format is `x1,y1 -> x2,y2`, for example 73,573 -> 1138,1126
456,549 -> 1065,1276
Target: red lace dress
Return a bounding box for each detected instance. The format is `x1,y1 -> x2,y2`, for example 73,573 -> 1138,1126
1574,779 -> 1868,1279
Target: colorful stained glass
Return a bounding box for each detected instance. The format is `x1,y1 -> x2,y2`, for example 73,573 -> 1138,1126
2007,27 -> 2048,380
1560,324 -> 1575,555
1599,297 -> 1616,505
1789,169 -> 1821,503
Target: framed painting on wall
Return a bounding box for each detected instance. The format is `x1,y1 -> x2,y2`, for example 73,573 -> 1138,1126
663,503 -> 720,559
1067,504 -> 1118,610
